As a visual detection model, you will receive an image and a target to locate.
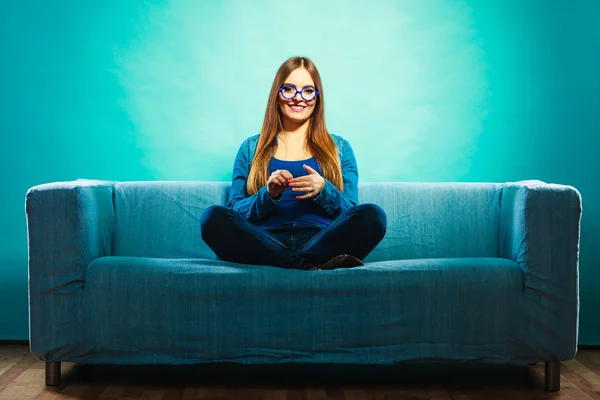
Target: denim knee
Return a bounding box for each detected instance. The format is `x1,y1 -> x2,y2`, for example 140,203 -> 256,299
199,205 -> 229,238
357,203 -> 387,235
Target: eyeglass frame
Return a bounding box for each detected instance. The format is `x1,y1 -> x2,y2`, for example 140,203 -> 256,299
278,84 -> 319,102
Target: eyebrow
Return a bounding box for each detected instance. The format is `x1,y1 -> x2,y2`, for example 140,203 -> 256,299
282,83 -> 316,88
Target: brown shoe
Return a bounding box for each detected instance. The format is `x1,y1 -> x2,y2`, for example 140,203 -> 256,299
318,254 -> 364,270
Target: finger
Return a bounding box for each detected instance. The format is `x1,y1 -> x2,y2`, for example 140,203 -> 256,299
269,175 -> 287,186
295,192 -> 314,200
303,164 -> 319,175
288,176 -> 310,186
291,186 -> 313,193
273,170 -> 287,180
280,170 -> 294,180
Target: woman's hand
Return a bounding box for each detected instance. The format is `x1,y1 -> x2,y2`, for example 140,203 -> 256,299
288,164 -> 326,199
267,169 -> 293,199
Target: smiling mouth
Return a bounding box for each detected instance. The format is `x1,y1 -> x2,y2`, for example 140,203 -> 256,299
289,105 -> 306,112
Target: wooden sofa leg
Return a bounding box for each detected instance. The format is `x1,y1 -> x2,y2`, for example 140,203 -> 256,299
45,361 -> 61,386
545,360 -> 561,391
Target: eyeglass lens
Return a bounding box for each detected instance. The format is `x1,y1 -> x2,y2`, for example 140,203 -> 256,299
281,85 -> 316,101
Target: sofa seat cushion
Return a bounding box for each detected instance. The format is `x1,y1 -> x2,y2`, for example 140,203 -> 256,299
80,256 -> 524,365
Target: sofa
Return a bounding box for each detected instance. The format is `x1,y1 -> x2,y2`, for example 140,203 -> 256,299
25,179 -> 582,391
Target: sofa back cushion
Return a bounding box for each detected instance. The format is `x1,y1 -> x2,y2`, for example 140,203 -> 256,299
113,181 -> 228,259
112,181 -> 502,261
360,182 -> 502,262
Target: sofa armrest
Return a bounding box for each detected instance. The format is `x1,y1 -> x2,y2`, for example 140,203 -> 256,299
25,179 -> 114,359
499,180 -> 582,360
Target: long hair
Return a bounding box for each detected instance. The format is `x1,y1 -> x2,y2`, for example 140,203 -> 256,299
246,56 -> 343,195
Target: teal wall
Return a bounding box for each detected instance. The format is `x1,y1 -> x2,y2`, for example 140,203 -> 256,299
1,0 -> 599,343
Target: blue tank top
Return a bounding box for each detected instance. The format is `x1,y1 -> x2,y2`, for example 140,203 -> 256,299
255,157 -> 334,229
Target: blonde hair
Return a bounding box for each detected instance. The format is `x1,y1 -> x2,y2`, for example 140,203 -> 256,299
246,56 -> 343,195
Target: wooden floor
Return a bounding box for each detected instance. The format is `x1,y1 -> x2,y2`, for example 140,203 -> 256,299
1,345 -> 600,400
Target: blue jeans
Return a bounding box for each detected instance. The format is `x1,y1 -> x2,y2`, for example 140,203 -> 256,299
199,203 -> 387,270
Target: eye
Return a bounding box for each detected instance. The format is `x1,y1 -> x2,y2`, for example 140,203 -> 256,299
303,87 -> 315,94
281,85 -> 296,93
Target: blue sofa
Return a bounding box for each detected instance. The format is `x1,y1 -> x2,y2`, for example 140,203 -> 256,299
25,179 -> 582,391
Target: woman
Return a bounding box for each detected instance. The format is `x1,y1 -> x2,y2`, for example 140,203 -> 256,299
199,56 -> 386,270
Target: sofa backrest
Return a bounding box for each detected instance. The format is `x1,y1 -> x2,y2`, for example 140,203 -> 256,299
112,181 -> 502,261
359,182 -> 502,262
112,181 -> 227,260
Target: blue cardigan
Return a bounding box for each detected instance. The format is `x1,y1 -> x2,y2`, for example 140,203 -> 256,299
227,133 -> 359,223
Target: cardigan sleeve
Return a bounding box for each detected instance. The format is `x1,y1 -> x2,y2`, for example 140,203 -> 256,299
226,140 -> 280,222
313,137 -> 359,218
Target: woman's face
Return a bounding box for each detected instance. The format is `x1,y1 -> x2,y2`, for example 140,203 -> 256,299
278,67 -> 317,126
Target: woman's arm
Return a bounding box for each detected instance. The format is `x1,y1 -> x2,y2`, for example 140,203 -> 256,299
313,138 -> 359,218
226,140 -> 280,222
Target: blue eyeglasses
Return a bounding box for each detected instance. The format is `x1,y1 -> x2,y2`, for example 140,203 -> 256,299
278,84 -> 319,101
